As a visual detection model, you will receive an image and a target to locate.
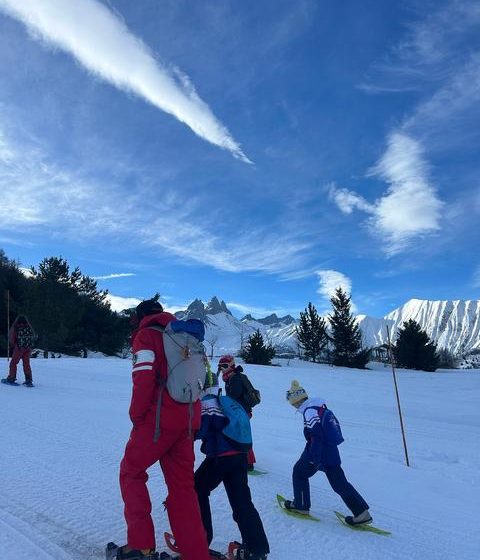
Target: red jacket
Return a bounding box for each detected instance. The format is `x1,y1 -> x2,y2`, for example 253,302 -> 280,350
129,312 -> 201,433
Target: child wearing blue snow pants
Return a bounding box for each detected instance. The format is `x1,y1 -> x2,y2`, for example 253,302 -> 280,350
293,450 -> 369,514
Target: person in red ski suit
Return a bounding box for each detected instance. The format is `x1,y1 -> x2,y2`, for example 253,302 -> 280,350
117,298 -> 210,560
3,314 -> 36,387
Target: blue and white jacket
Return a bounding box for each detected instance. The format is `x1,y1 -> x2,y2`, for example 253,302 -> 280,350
298,397 -> 344,470
196,394 -> 241,458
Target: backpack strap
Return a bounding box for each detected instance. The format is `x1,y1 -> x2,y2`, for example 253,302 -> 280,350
146,326 -> 166,443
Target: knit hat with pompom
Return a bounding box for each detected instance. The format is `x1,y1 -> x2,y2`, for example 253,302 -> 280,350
286,379 -> 308,406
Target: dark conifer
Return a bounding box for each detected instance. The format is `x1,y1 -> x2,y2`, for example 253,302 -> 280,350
296,302 -> 329,362
240,329 -> 275,365
394,319 -> 438,372
329,287 -> 370,368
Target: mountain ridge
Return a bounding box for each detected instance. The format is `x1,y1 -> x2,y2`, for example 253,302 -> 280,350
174,296 -> 480,356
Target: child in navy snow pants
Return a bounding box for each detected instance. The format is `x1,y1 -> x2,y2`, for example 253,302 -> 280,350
293,449 -> 369,514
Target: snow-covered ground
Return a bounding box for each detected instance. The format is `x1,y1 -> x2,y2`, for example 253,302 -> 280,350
1,358 -> 479,560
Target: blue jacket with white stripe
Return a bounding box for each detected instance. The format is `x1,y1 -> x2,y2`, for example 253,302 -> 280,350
196,394 -> 240,457
298,398 -> 344,470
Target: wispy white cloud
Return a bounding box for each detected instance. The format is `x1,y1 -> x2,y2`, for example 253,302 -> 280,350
360,1 -> 480,147
316,270 -> 352,301
0,124 -> 312,276
369,132 -> 443,253
106,294 -> 141,313
349,3 -> 479,256
93,273 -> 136,281
143,214 -> 312,275
361,1 -> 480,92
327,184 -> 374,215
315,269 -> 357,313
329,133 -> 443,254
0,0 -> 250,162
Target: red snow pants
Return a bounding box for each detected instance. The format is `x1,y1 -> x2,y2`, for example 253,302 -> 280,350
120,424 -> 210,560
8,347 -> 32,382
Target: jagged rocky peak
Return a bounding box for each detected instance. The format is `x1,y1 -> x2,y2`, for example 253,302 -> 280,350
241,313 -> 297,326
206,296 -> 232,315
175,298 -> 206,321
258,313 -> 281,326
279,314 -> 296,325
241,314 -> 256,322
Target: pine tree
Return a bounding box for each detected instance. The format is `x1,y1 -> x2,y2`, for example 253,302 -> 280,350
394,319 -> 438,372
296,302 -> 329,362
240,329 -> 275,365
329,287 -> 370,368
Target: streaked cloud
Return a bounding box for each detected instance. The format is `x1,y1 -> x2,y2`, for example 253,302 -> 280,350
0,125 -> 311,276
330,133 -> 443,255
93,273 -> 136,281
0,0 -> 250,162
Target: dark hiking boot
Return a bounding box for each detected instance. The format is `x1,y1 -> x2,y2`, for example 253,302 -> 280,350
116,545 -> 159,560
283,499 -> 309,515
23,381 -> 34,387
1,378 -> 18,385
232,544 -> 268,560
345,509 -> 373,526
247,464 -> 254,471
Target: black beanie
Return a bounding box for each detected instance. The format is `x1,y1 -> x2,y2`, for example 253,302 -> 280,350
135,298 -> 164,321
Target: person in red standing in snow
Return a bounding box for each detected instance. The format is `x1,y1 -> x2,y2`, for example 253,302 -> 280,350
218,355 -> 257,471
116,297 -> 210,560
2,314 -> 36,387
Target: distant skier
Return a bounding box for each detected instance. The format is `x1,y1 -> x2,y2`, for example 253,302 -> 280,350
194,368 -> 269,560
284,379 -> 372,526
115,298 -> 210,560
219,355 -> 259,471
2,314 -> 36,387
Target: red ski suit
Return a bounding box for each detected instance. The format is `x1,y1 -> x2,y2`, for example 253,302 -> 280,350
7,323 -> 33,383
120,312 -> 210,560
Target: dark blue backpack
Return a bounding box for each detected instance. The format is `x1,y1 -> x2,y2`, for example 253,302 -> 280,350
218,395 -> 252,452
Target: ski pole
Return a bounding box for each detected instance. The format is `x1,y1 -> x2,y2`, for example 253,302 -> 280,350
386,324 -> 410,467
6,289 -> 10,374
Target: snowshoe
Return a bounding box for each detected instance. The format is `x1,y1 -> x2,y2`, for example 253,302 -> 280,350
164,532 -> 228,559
276,494 -> 320,521
283,499 -> 309,515
345,509 -> 372,526
334,511 -> 391,536
106,542 -> 159,560
229,542 -> 268,560
22,381 -> 34,387
247,468 -> 267,476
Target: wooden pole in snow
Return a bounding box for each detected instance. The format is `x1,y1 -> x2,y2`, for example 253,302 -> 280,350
386,324 -> 410,467
6,289 -> 10,373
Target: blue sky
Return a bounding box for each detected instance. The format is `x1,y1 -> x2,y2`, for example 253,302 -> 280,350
0,0 -> 479,318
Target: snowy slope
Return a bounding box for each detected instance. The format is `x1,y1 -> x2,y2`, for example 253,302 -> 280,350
1,358 -> 479,560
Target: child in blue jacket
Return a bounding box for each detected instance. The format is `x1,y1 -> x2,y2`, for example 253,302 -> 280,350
194,370 -> 269,560
285,380 -> 372,526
